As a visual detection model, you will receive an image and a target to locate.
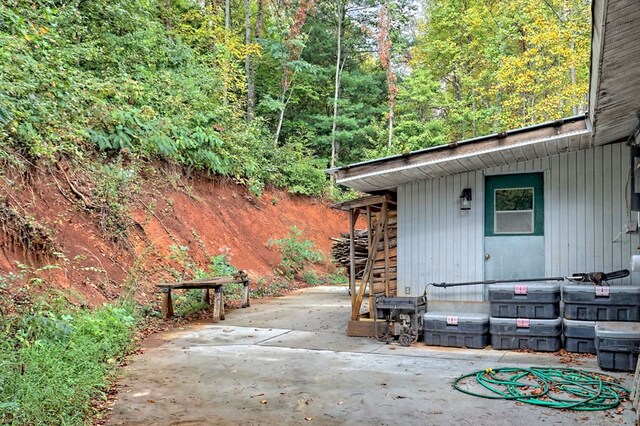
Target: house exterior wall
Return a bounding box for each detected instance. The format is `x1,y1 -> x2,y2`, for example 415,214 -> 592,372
398,142 -> 638,300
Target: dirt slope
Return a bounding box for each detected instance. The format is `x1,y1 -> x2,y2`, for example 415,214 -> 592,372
0,170 -> 348,307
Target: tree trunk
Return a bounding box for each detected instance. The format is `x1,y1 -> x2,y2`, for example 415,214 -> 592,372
245,0 -> 255,122
222,0 -> 230,105
330,2 -> 345,170
274,104 -> 286,146
256,0 -> 264,38
165,0 -> 172,29
387,102 -> 394,148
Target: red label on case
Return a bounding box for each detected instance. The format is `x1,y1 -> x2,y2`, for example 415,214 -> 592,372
516,318 -> 530,328
446,316 -> 459,326
514,285 -> 528,295
595,286 -> 610,297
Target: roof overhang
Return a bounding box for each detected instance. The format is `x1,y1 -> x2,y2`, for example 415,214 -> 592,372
328,116 -> 591,193
589,0 -> 640,145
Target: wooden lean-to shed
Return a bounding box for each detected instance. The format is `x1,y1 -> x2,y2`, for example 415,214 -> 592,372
332,195 -> 398,336
328,0 -> 640,313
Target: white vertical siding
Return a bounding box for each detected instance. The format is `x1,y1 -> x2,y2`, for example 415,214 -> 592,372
398,142 -> 637,301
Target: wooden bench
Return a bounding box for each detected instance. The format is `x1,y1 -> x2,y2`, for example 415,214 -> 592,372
156,272 -> 250,322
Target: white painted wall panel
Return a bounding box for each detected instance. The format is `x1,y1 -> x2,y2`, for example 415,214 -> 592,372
398,142 -> 637,301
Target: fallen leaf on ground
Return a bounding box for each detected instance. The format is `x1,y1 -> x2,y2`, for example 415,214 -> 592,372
261,400 -> 268,404
305,417 -> 313,421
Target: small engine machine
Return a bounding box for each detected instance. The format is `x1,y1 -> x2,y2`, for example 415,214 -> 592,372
373,295 -> 427,346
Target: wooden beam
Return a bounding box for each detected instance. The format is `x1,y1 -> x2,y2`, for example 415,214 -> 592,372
349,208 -> 358,309
352,212 -> 387,320
160,288 -> 174,318
201,288 -> 210,305
213,286 -> 224,322
383,201 -> 390,297
332,194 -> 397,211
242,278 -> 250,308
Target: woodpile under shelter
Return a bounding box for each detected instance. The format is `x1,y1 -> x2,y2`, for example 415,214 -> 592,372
332,194 -> 398,335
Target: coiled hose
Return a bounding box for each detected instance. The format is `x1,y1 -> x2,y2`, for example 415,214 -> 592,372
453,367 -> 629,411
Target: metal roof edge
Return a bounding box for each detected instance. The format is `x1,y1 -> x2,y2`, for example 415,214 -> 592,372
325,114 -> 588,175
335,126 -> 592,186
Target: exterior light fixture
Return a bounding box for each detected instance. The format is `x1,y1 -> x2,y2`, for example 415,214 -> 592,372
460,188 -> 472,210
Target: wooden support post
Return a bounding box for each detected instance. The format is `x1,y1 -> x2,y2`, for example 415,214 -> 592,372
161,288 -> 174,318
242,279 -> 250,308
349,208 -> 358,310
383,202 -> 390,297
213,285 -> 225,322
352,214 -> 387,321
201,288 -> 210,305
366,206 -> 372,250
366,206 -> 373,311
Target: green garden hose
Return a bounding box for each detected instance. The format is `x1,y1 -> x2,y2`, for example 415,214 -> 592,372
453,367 -> 629,411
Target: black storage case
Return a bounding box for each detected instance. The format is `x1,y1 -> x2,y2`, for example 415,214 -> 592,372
489,283 -> 560,319
563,318 -> 596,354
595,322 -> 640,372
490,317 -> 562,352
423,312 -> 489,349
563,284 -> 640,321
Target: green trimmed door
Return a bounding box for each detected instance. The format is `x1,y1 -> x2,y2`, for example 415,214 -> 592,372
484,173 -> 544,280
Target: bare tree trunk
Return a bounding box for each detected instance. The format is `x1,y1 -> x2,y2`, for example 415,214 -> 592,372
256,0 -> 264,38
245,0 -> 255,122
330,2 -> 345,170
387,103 -> 394,148
274,104 -> 286,146
165,0 -> 172,29
274,73 -> 294,146
221,0 -> 231,105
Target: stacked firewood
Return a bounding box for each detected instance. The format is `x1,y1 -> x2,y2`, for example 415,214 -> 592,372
331,211 -> 397,294
331,229 -> 369,278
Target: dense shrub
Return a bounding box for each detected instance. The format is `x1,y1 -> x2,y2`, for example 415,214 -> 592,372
0,303 -> 136,425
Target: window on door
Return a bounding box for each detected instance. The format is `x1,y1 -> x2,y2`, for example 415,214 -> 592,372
485,172 -> 543,237
494,187 -> 534,234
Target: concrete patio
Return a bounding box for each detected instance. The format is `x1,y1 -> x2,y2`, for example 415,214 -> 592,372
108,286 -> 635,425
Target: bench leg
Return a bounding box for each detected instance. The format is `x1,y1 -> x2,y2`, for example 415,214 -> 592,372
242,279 -> 250,308
201,288 -> 210,305
220,289 -> 225,320
213,286 -> 224,322
161,289 -> 174,318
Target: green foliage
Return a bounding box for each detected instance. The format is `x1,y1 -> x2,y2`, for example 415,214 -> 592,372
0,0 -> 592,198
269,226 -> 323,279
302,270 -> 321,286
249,277 -> 291,298
327,270 -> 349,285
0,303 -> 136,425
397,0 -> 591,146
208,253 -> 237,277
90,160 -> 138,247
173,290 -> 208,317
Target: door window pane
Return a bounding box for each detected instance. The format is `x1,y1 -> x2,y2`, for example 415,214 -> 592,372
495,188 -> 534,234
495,188 -> 533,211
